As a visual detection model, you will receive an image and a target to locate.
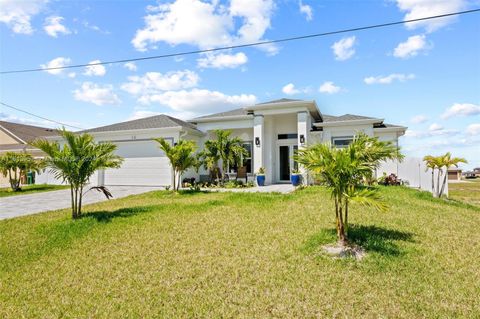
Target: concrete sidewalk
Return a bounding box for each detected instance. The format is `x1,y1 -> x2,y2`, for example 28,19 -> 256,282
0,186 -> 162,220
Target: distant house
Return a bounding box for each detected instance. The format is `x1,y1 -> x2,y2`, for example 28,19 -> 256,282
0,121 -> 58,186
463,171 -> 476,179
474,168 -> 480,177
447,168 -> 462,181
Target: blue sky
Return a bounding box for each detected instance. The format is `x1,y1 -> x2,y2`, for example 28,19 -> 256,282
1,0 -> 479,169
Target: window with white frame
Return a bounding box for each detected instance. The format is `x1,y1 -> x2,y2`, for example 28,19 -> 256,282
332,136 -> 354,148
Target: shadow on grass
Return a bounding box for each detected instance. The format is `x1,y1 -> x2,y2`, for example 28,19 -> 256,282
82,206 -> 155,223
304,224 -> 415,257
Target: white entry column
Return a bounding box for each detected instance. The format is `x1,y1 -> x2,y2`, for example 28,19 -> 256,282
253,115 -> 264,178
297,112 -> 309,183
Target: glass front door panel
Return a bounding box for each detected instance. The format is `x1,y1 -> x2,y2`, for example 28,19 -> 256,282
279,145 -> 290,181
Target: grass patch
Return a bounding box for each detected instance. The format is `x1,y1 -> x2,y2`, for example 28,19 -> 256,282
0,184 -> 69,197
1,186 -> 479,317
449,179 -> 480,207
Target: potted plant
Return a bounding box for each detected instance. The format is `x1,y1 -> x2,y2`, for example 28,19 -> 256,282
256,167 -> 265,186
291,168 -> 302,186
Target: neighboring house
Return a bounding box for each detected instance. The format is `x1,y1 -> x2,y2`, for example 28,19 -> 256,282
474,167 -> 480,177
447,168 -> 462,181
0,121 -> 58,186
49,98 -> 407,187
463,171 -> 476,179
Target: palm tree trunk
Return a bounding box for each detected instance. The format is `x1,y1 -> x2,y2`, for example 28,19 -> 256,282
70,184 -> 75,219
344,200 -> 349,235
78,185 -> 84,217
337,198 -> 347,246
172,169 -> 176,191
431,170 -> 434,194
439,173 -> 448,198
436,168 -> 442,197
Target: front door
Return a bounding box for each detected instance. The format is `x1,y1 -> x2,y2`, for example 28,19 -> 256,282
277,144 -> 298,182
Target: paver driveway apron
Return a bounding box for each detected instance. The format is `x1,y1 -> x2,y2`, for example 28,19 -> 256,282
0,186 -> 162,220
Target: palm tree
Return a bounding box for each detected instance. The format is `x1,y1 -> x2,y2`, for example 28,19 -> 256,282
0,152 -> 44,191
210,130 -> 247,182
423,153 -> 466,198
199,139 -> 221,183
31,129 -> 123,219
295,134 -> 401,245
154,138 -> 197,191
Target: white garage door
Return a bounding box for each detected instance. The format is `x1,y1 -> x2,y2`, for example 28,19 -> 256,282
104,140 -> 172,186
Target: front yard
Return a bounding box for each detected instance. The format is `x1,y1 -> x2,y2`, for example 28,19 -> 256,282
0,184 -> 69,198
1,186 -> 479,317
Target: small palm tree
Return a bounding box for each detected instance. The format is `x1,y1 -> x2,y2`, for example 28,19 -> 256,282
31,129 -> 123,219
210,130 -> 247,182
154,138 -> 197,191
0,152 -> 44,191
424,152 -> 467,198
199,139 -> 221,182
295,134 -> 402,245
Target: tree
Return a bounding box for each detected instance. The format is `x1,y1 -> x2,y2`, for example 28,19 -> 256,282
295,134 -> 402,245
31,129 -> 123,219
0,152 -> 43,191
208,130 -> 247,182
423,152 -> 467,198
199,139 -> 221,183
154,138 -> 197,191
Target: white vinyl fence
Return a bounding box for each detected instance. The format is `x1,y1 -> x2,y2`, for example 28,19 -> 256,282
376,157 -> 448,196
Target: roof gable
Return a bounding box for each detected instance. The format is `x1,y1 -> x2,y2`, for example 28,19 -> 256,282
0,121 -> 58,144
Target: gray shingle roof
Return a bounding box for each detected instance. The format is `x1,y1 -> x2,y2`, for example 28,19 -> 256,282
256,98 -> 303,105
81,114 -> 200,133
0,121 -> 58,143
192,108 -> 248,120
322,114 -> 379,123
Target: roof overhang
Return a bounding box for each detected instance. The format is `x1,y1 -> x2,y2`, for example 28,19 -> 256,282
189,114 -> 253,123
246,100 -> 322,120
314,118 -> 383,127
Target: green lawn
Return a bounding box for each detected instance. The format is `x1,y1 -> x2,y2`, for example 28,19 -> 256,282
0,184 -> 69,198
1,186 -> 479,318
449,179 -> 480,207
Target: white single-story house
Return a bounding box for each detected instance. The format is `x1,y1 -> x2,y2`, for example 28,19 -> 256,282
42,98 -> 407,187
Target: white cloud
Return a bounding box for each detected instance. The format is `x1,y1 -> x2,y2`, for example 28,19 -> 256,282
282,83 -> 300,95
331,36 -> 357,61
441,103 -> 480,119
197,52 -> 248,69
466,124 -> 480,136
40,57 -> 71,75
393,34 -> 430,59
43,16 -> 70,37
0,0 -> 47,34
396,0 -> 466,33
429,123 -> 443,131
121,70 -> 199,96
123,62 -> 137,71
83,60 -> 106,77
364,73 -> 415,85
410,114 -> 428,124
131,0 -> 275,53
405,127 -> 459,138
319,81 -> 341,94
73,82 -> 121,106
138,88 -> 257,117
299,1 -> 313,21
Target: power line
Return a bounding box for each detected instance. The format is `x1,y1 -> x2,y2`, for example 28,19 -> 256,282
1,8 -> 479,75
0,101 -> 84,130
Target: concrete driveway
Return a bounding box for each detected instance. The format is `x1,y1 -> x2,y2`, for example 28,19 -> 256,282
0,186 -> 162,220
